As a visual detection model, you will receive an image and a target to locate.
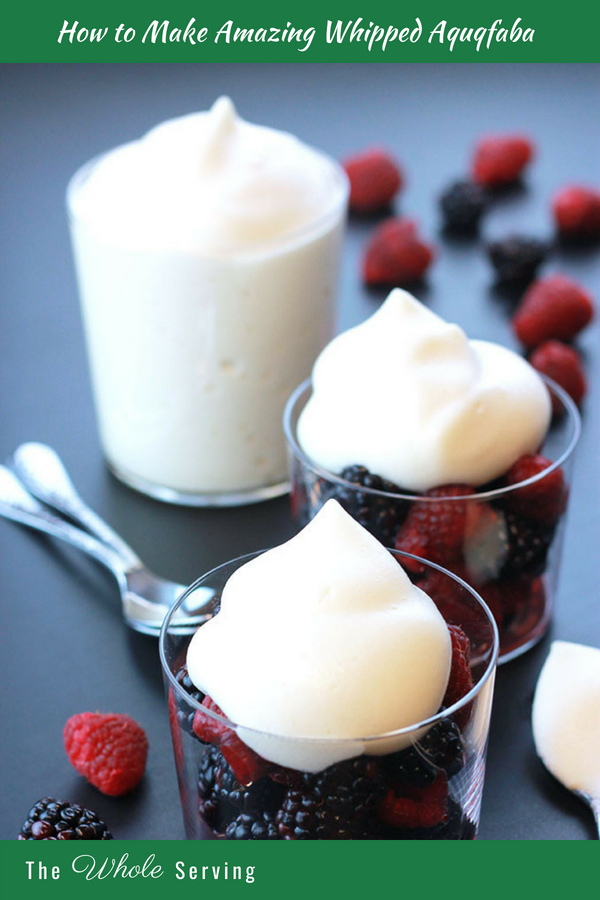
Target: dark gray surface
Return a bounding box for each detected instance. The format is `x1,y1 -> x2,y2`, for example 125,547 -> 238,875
0,63 -> 598,840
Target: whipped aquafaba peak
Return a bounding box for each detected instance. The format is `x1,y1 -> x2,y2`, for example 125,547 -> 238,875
532,641 -> 600,802
297,289 -> 552,492
186,500 -> 451,771
69,96 -> 346,255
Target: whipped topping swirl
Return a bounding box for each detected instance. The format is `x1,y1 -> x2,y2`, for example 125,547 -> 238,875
532,641 -> 600,802
186,500 -> 451,771
69,96 -> 346,255
297,289 -> 552,491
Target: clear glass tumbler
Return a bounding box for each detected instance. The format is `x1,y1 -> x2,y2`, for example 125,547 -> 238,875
160,550 -> 498,841
67,153 -> 347,507
284,378 -> 580,663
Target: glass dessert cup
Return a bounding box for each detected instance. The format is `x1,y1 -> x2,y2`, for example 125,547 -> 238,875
284,377 -> 580,664
67,154 -> 348,508
160,551 -> 498,841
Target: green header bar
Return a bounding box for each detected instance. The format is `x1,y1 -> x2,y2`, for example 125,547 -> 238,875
1,0 -> 599,62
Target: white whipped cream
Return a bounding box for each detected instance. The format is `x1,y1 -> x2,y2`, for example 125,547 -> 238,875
532,641 -> 600,801
186,499 -> 451,771
297,289 -> 552,492
69,96 -> 345,256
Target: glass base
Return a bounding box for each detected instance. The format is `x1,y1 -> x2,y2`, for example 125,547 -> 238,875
497,579 -> 551,665
106,459 -> 290,508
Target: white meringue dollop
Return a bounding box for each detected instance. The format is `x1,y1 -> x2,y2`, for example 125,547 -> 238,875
297,289 -> 552,492
186,500 -> 452,771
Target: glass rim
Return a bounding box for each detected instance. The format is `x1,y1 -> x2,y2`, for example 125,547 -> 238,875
283,375 -> 581,503
159,547 -> 499,748
65,146 -> 349,260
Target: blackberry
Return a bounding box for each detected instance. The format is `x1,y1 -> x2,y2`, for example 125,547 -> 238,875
198,745 -> 220,799
175,665 -> 204,735
336,465 -> 409,546
198,747 -> 236,831
418,718 -> 466,778
18,797 -> 112,840
440,180 -> 488,231
198,748 -> 284,833
487,235 -> 548,284
383,746 -> 437,788
277,757 -> 387,840
305,756 -> 387,818
499,510 -> 553,579
384,718 -> 465,785
213,758 -> 284,814
276,788 -> 321,839
224,811 -> 281,840
276,788 -> 360,840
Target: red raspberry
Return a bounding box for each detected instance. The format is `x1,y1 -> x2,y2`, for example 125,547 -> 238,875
443,625 -> 474,728
363,218 -> 434,285
192,695 -> 229,744
64,712 -> 148,797
395,485 -> 475,573
192,696 -> 266,785
472,135 -> 534,187
343,148 -> 403,213
553,186 -> 600,238
418,561 -> 503,637
530,340 -> 587,409
378,772 -> 448,829
513,275 -> 594,348
505,454 -> 567,525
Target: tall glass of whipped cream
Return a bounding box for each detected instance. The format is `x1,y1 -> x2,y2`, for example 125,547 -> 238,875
67,97 -> 348,505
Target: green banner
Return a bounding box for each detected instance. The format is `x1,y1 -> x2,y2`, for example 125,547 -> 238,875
1,0 -> 599,62
2,839 -> 599,899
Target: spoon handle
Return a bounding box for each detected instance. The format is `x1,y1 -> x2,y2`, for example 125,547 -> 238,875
0,465 -> 126,580
11,442 -> 141,571
591,798 -> 600,839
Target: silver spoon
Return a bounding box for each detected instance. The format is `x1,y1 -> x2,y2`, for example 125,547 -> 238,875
0,445 -> 213,635
574,791 -> 600,839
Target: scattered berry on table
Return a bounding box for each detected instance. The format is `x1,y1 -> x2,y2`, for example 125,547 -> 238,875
336,464 -> 409,546
512,274 -> 594,347
363,218 -> 434,285
18,797 -> 112,840
530,340 -> 587,409
440,180 -> 488,231
343,148 -> 403,213
64,712 -> 148,797
487,235 -> 548,284
505,454 -> 567,525
394,485 -> 475,573
472,134 -> 534,187
553,185 -> 600,238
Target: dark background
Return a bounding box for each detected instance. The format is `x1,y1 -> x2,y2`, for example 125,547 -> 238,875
0,63 -> 598,840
